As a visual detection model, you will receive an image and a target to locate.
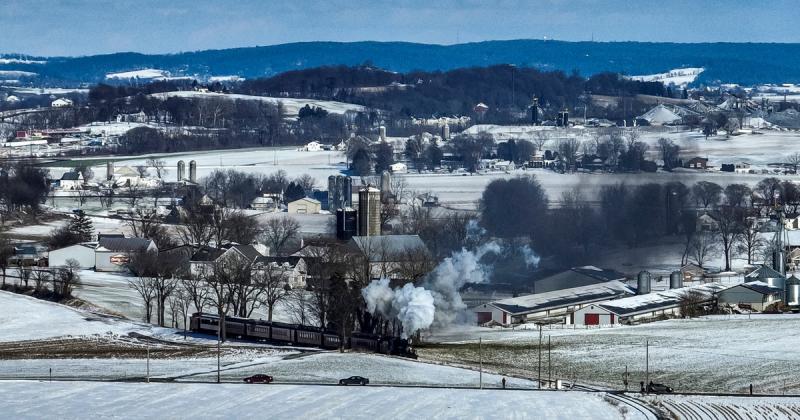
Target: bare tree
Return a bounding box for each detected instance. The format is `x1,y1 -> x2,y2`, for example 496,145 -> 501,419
205,256 -> 242,342
128,252 -> 159,323
32,268 -> 51,292
55,259 -> 81,298
284,289 -> 315,325
689,232 -> 720,269
532,130 -> 549,153
738,218 -> 766,265
135,165 -> 149,178
126,207 -> 174,249
294,174 -> 316,196
181,275 -> 209,314
261,216 -> 300,256
18,265 -> 32,288
146,158 -> 168,180
692,181 -> 723,209
179,205 -> 215,247
714,207 -> 744,271
250,264 -> 288,320
125,184 -> 144,208
97,188 -> 114,209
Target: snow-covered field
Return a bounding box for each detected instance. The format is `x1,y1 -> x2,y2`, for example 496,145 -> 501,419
422,314 -> 800,394
648,394 -> 800,419
0,290 -> 163,342
151,91 -> 367,118
627,68 -> 705,87
0,381 -> 629,420
105,68 -> 170,80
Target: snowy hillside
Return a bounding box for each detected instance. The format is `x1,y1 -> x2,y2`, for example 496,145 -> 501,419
105,69 -> 170,80
627,67 -> 704,87
0,290 -> 164,342
150,91 -> 367,118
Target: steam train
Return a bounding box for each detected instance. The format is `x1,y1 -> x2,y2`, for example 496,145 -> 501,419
189,313 -> 416,358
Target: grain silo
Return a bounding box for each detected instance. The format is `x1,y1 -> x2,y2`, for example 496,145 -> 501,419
379,126 -> 386,142
637,271 -> 651,295
336,207 -> 358,241
380,170 -> 392,197
786,275 -> 800,307
328,175 -> 353,211
189,160 -> 197,183
177,160 -> 185,182
442,124 -> 450,140
106,161 -> 114,181
669,271 -> 683,289
358,186 -> 381,237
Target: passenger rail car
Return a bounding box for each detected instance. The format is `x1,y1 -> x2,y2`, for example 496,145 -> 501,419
189,313 -> 414,358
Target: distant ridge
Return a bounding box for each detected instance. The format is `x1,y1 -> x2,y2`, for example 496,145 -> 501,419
2,40 -> 800,85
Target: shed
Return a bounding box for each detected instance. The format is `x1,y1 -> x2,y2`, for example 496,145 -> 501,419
287,197 -> 321,214
95,237 -> 156,272
717,281 -> 783,311
48,243 -> 97,269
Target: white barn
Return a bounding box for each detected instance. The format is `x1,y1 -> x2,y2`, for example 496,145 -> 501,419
48,243 -> 97,269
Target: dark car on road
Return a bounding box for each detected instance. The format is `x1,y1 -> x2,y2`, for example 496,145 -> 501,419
647,382 -> 673,393
339,376 -> 369,386
244,374 -> 273,384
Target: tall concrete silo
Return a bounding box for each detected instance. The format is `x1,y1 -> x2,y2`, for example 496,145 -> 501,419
380,170 -> 392,197
669,271 -> 683,289
106,161 -> 114,181
442,124 -> 450,140
189,160 -> 197,183
637,271 -> 651,295
786,275 -> 800,307
379,126 -> 386,142
358,186 -> 381,237
328,175 -> 353,211
177,160 -> 185,182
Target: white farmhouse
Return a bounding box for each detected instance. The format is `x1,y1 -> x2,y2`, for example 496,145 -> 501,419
389,163 -> 408,173
304,141 -> 322,152
59,171 -> 84,190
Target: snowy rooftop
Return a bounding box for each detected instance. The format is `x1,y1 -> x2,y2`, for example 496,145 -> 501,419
599,282 -> 728,316
490,280 -> 633,315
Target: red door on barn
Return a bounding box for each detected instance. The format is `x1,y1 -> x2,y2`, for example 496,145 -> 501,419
476,312 -> 492,324
584,314 -> 600,325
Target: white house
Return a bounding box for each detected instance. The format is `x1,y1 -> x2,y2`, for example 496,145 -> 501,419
287,197 -> 321,214
51,98 -> 73,108
251,195 -> 280,211
48,243 -> 97,269
59,172 -> 84,190
95,237 -> 157,272
304,141 -> 322,152
253,256 -> 308,289
389,162 -> 408,174
189,244 -> 265,278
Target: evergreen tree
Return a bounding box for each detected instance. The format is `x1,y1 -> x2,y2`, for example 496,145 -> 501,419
69,211 -> 94,242
284,182 -> 306,203
374,142 -> 394,174
425,143 -> 443,169
352,149 -> 372,176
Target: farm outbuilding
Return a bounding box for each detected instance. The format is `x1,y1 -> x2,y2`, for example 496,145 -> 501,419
95,237 -> 157,272
472,281 -> 633,326
287,198 -> 321,214
48,243 -> 97,269
717,281 -> 783,311
576,283 -> 728,325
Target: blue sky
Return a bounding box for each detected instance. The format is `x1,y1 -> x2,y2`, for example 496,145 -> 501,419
2,0 -> 799,56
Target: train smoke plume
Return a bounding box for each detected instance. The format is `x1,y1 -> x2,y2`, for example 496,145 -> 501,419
362,278 -> 435,338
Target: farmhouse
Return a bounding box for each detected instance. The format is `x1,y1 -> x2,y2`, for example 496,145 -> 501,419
287,197 -> 321,214
685,157 -> 709,170
253,256 -> 308,289
59,172 -> 84,190
472,281 -> 633,326
717,281 -> 783,311
189,243 -> 265,277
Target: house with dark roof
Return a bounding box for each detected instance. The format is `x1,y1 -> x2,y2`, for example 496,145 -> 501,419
188,243 -> 266,277
59,171 -> 84,190
95,237 -> 157,272
253,255 -> 308,288
685,157 -> 709,170
717,281 -> 783,311
471,281 -> 633,326
349,235 -> 430,281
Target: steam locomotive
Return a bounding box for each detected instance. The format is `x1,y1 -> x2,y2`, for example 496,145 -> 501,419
189,313 -> 416,358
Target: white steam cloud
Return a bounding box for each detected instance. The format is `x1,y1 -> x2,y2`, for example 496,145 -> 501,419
362,278 -> 435,338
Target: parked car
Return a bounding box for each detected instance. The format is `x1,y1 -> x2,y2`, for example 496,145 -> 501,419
647,382 -> 673,393
244,374 -> 273,384
339,376 -> 369,386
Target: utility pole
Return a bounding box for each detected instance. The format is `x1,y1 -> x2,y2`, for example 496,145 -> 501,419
146,347 -> 150,383
217,322 -> 222,384
548,336 -> 551,388
479,337 -> 483,389
645,339 -> 649,393
538,324 -> 543,389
